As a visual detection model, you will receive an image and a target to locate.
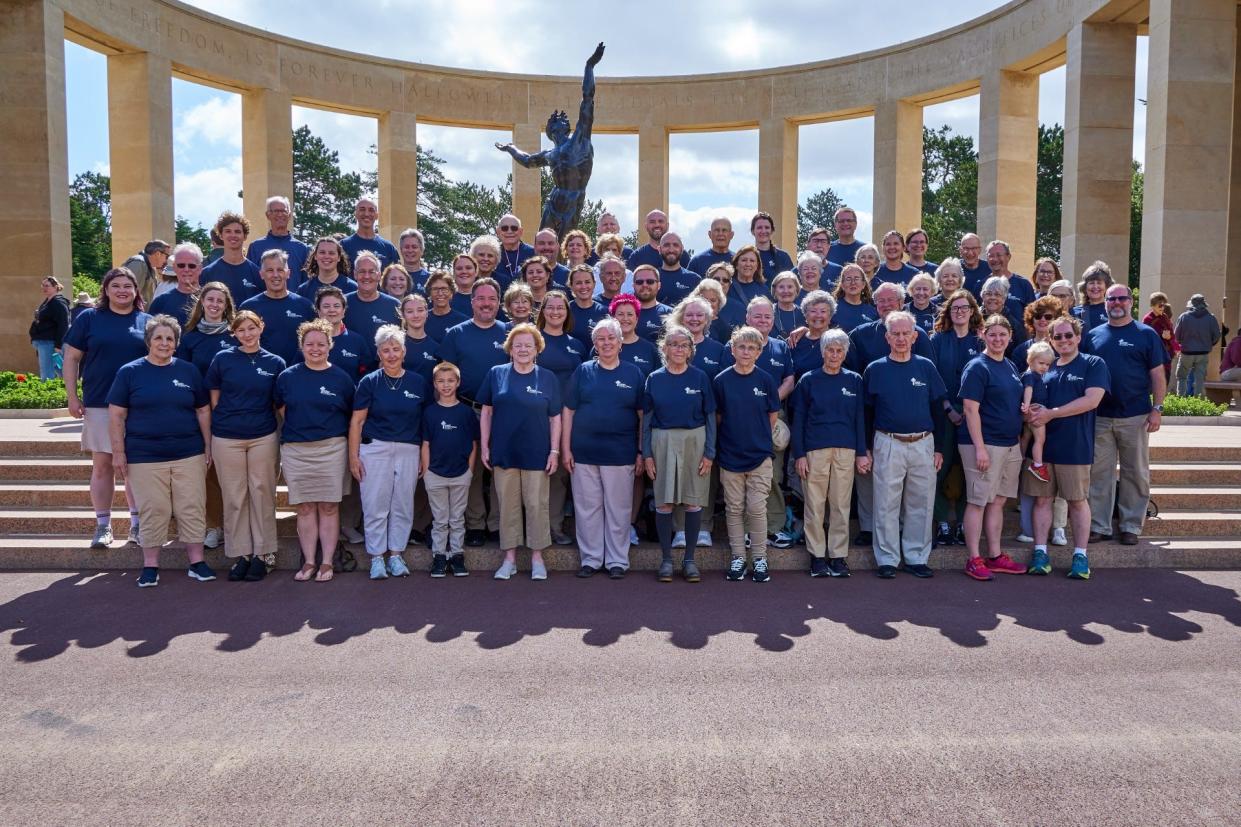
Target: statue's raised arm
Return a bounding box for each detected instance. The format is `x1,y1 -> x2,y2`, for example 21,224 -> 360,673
577,42 -> 604,143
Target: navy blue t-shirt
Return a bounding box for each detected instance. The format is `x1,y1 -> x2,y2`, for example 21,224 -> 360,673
496,242 -> 535,287
757,246 -> 794,278
477,364 -> 561,470
729,279 -> 767,308
713,295 -> 747,338
148,289 -> 196,328
1086,321 -> 1163,418
200,258 -> 261,304
343,292 -> 401,343
247,233 -> 310,290
627,244 -> 688,271
1007,276 -> 1036,306
1023,369 -> 1049,407
913,260 -> 939,275
354,368 -> 430,444
644,365 -> 716,430
906,301 -> 937,334
1040,353 -> 1110,465
790,368 -> 867,457
827,240 -> 864,266
177,327 -> 238,377
568,300 -> 608,347
340,233 -> 398,271
402,334 -> 439,384
790,333 -> 826,379
274,363 -> 355,443
64,308 -> 152,407
538,332 -> 585,397
566,360 -> 645,467
688,249 -> 734,277
772,304 -> 805,340
421,401 -> 479,477
424,309 -> 468,343
407,267 -> 431,294
610,337 -> 658,377
712,367 -> 781,473
692,336 -> 727,377
449,292 -> 473,318
962,262 -> 992,298
957,354 -> 1024,447
329,327 -> 372,384
863,355 -> 947,437
296,275 -> 358,302
238,292 -> 317,366
106,357 -> 208,463
437,320 -> 510,399
657,267 -> 701,306
832,299 -> 878,333
204,347 -> 285,440
549,263 -> 571,288
588,246 -> 634,267
872,263 -> 921,289
637,303 -> 673,342
720,337 -> 794,391
1073,302 -> 1108,333
929,329 -> 985,407
846,318 -> 932,374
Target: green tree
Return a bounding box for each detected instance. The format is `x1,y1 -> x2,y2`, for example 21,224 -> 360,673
1129,160 -> 1143,289
69,171 -> 112,279
921,125 -> 978,264
797,187 -> 845,250
291,125 -> 365,243
1035,123 -> 1063,261
175,216 -> 211,257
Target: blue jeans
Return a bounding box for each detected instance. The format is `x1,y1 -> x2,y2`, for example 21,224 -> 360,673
32,340 -> 59,380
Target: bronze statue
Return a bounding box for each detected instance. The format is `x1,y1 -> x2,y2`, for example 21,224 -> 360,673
496,42 -> 604,241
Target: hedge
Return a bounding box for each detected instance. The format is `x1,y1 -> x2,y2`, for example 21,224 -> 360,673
1161,393 -> 1227,417
0,372 -> 76,409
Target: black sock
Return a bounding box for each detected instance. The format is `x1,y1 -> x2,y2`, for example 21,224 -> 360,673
656,511 -> 674,561
683,509 -> 702,562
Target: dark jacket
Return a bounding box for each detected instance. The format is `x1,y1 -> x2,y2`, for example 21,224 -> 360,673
1174,308 -> 1221,354
30,294 -> 71,348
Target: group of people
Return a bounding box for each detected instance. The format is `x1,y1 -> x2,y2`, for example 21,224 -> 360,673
59,194 -> 1176,587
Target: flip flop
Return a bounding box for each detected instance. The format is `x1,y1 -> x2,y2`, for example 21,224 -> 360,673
294,563 -> 316,582
315,563 -> 335,583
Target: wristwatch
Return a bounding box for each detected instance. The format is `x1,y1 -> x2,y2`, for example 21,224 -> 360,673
1152,404 -> 1164,412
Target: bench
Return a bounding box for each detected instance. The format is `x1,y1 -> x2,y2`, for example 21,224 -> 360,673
1205,381 -> 1241,405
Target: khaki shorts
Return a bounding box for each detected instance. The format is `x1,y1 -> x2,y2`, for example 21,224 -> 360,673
81,406 -> 114,454
959,443 -> 1023,506
1021,460 -> 1090,502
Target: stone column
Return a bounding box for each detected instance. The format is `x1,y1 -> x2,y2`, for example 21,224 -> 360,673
1060,22 -> 1137,284
378,110 -> 419,241
511,123 -> 542,235
638,124 -> 669,241
1142,0 -> 1236,354
872,100 -> 923,239
242,88 -> 293,225
977,69 -> 1039,276
1227,12 -> 1241,329
0,0 -> 70,370
758,117 -> 798,252
107,51 -> 174,268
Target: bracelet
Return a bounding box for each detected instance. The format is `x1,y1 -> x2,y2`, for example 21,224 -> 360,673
550,449 -> 560,455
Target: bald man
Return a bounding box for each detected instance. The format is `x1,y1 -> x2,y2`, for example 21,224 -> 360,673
340,197 -> 399,271
627,209 -> 689,271
495,213 -> 535,287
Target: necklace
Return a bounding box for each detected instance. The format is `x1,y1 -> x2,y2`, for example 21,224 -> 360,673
383,370 -> 405,391
502,246 -> 522,275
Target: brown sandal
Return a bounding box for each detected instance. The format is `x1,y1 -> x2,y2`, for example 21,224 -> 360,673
314,563 -> 334,583
294,563 -> 316,582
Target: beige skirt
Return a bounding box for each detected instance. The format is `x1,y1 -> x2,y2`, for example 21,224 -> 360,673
81,406 -> 113,453
651,427 -> 710,507
280,437 -> 350,504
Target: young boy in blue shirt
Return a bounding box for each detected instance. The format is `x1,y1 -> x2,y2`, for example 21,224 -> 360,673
420,362 -> 480,578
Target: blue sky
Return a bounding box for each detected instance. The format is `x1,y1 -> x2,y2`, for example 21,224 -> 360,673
64,1 -> 1148,250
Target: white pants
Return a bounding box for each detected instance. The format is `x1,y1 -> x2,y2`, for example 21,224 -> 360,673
572,463 -> 634,570
358,440 -> 420,556
872,433 -> 936,567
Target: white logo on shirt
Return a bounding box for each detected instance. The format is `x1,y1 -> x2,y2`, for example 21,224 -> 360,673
910,377 -> 927,388
684,387 -> 701,395
841,387 -> 856,397
769,359 -> 784,367
752,388 -> 768,397
1066,374 -> 1084,383
968,348 -> 978,356
633,355 -> 649,364
703,356 -> 719,366
341,349 -> 357,358
285,310 -> 302,319
421,351 -> 435,361
372,315 -> 386,325
402,390 -> 420,399
172,379 -> 191,389
615,380 -> 633,390
524,386 -> 543,395
493,341 -> 504,350
255,367 -> 273,377
566,345 -> 582,356
243,279 -> 257,289
320,386 -> 337,397
1119,339 -> 1135,348
440,420 -> 458,431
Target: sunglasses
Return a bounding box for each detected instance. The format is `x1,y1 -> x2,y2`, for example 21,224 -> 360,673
633,279 -> 657,286
1051,332 -> 1076,340
1105,296 -> 1131,303
174,262 -> 199,269
498,225 -> 520,232
1035,313 -> 1055,321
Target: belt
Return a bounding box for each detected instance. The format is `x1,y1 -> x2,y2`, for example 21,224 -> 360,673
460,397 -> 484,412
877,430 -> 930,443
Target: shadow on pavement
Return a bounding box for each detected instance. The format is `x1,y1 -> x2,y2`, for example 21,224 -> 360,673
1,568 -> 1238,660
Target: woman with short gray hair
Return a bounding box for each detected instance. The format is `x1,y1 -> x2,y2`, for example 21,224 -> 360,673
790,290 -> 837,378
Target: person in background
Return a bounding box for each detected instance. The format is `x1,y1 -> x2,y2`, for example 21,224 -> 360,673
628,209 -> 688,271
246,196 -> 310,290
692,266 -> 745,343
1141,291 -> 1178,382
536,290 -> 584,547
655,232 -> 700,306
826,207 -> 864,267
537,228 -> 571,287
122,239 -> 170,305
958,233 -> 991,297
449,253 -> 480,317
730,245 -> 767,306
874,230 -> 921,288
30,276 -> 70,380
200,212 -> 260,305
595,252 -> 628,306
204,228 -> 224,266
1073,261 -> 1112,332
397,228 -> 430,293
340,197 -> 398,270
399,293 -> 438,384
795,251 -> 826,298
832,263 -> 878,333
1221,327 -> 1241,382
343,251 -> 402,344
297,237 -> 357,300
688,216 -> 736,277
1173,293 -> 1222,397
854,243 -> 882,288
494,214 -> 533,288
421,362 -> 480,578
239,249 -> 317,366
770,272 -> 805,339
905,273 -> 938,334
381,264 -> 412,300
1031,257 -> 1063,298
502,281 -> 535,326
586,212 -> 634,265
518,255 -> 553,313
984,240 -> 1036,305
423,270 -> 468,343
148,243 -> 203,327
1047,279 -> 1077,313
63,267 -> 151,549
905,227 -> 937,275
108,314 -> 213,588
71,291 -> 94,324
567,264 -> 608,348
314,286 -> 371,384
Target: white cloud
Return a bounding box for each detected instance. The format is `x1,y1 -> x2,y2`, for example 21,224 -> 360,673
175,157 -> 243,229
292,106 -> 378,178
175,94 -> 242,150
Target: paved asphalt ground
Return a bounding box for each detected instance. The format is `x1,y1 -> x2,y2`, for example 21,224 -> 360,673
1,567 -> 1239,826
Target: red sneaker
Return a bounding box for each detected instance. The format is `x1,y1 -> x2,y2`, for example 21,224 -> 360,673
965,556 -> 993,581
1027,463 -> 1051,483
986,552 -> 1027,575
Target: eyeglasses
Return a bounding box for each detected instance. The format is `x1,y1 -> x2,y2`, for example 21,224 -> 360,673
633,279 -> 657,286
667,341 -> 691,349
1035,313 -> 1055,321
174,262 -> 199,269
1051,333 -> 1076,341
717,277 -> 732,284
1105,296 -> 1131,303
950,305 -> 971,313
498,225 -> 520,232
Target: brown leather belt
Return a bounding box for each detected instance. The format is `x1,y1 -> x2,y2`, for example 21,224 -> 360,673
877,430 -> 930,443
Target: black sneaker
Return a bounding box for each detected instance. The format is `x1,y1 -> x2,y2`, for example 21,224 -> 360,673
905,563 -> 934,578
875,564 -> 897,579
852,530 -> 873,547
953,525 -> 965,546
465,529 -> 486,547
430,555 -> 448,578
227,557 -> 251,581
751,558 -> 770,583
726,557 -> 747,581
136,567 -> 159,588
187,561 -> 217,582
486,529 -> 501,543
448,553 -> 469,577
243,556 -> 267,582
810,557 -> 830,577
408,529 -> 427,547
575,565 -> 598,578
934,523 -> 953,548
827,558 -> 851,578
608,566 -> 626,580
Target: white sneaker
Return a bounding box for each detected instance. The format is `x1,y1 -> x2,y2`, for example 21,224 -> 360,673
671,531 -> 686,548
494,560 -> 517,580
697,531 -> 712,548
203,527 -> 223,549
1051,527 -> 1068,547
1015,533 -> 1035,544
629,526 -> 639,546
340,526 -> 365,544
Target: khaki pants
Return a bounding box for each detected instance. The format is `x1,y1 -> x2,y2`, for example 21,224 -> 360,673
1088,414 -> 1151,536
424,469 -> 471,555
212,433 -> 279,558
128,454 -> 207,548
872,433 -> 935,567
720,459 -> 772,560
465,455 -> 500,532
767,446 -> 787,535
492,467 -> 550,550
802,447 -> 855,559
572,463 -> 634,570
855,469 -> 873,532
548,464 -> 570,535
358,440 -> 420,556
205,462 -> 223,529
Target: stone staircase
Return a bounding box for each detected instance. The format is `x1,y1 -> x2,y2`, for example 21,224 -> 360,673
0,422 -> 1238,573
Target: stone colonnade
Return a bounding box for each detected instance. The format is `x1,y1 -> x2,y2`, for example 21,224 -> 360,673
2,0 -> 1240,371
